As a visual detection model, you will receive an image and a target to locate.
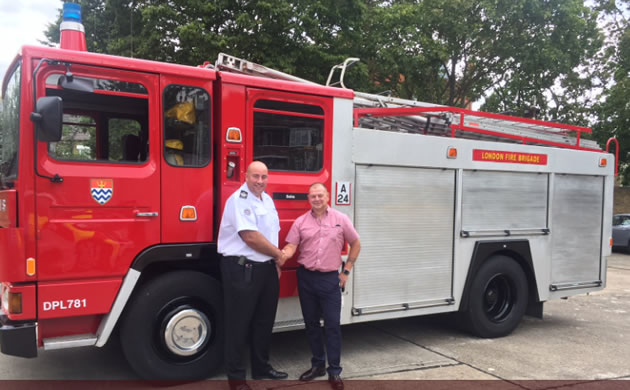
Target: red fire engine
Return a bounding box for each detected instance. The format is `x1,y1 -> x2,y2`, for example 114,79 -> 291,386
0,3 -> 617,380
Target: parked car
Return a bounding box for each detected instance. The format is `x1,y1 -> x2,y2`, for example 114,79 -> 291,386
612,214 -> 630,251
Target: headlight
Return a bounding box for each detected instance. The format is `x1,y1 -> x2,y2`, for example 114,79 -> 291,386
1,285 -> 22,315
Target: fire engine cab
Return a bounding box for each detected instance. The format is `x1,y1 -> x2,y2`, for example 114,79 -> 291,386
0,3 -> 616,380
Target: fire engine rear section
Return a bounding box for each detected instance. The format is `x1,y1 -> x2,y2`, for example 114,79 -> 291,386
0,3 -> 615,380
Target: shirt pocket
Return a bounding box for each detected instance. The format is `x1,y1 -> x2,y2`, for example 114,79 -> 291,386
254,205 -> 280,233
323,224 -> 344,244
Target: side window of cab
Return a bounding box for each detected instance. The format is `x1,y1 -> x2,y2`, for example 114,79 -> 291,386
162,85 -> 211,167
252,99 -> 324,172
45,74 -> 149,163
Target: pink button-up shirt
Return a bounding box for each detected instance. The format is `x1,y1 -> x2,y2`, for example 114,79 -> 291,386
285,207 -> 360,272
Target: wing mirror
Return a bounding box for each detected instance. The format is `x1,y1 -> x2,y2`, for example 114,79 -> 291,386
30,96 -> 63,142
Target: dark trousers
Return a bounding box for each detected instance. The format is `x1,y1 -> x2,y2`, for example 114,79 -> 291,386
221,257 -> 279,380
297,266 -> 342,376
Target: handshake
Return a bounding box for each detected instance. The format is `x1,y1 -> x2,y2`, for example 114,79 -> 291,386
275,244 -> 297,268
275,248 -> 290,267
273,247 -> 294,279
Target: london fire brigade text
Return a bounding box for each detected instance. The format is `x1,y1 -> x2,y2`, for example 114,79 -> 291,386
472,149 -> 548,165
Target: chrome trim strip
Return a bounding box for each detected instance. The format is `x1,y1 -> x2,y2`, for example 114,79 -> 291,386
461,228 -> 550,238
43,334 -> 96,350
549,280 -> 602,291
60,21 -> 85,33
136,212 -> 159,217
95,269 -> 141,347
352,298 -> 454,316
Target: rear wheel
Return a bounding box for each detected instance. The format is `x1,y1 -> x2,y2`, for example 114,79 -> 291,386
463,255 -> 528,338
119,271 -> 224,380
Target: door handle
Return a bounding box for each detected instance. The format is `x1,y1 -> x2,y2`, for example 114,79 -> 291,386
136,211 -> 159,217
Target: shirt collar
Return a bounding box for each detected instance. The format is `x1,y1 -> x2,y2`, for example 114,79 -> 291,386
241,182 -> 265,201
310,207 -> 329,218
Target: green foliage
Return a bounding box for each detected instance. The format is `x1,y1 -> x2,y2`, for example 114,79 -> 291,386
43,1 -> 602,111
348,0 -> 603,118
593,1 -> 630,184
45,0 -> 365,84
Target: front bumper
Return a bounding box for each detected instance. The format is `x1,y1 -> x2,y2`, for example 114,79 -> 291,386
0,316 -> 37,358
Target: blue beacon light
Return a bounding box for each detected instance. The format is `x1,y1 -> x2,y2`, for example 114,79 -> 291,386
63,3 -> 82,23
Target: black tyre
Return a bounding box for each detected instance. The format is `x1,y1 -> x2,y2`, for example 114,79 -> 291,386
119,271 -> 224,380
463,255 -> 528,338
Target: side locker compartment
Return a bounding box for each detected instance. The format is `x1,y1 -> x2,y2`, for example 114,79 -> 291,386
461,170 -> 548,233
460,170 -> 548,299
550,174 -> 604,291
352,165 -> 455,316
458,170 -> 547,337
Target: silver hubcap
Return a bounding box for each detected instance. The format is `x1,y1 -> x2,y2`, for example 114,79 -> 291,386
164,308 -> 210,356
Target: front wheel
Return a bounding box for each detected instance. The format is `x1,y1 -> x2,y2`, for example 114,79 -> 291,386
119,271 -> 224,380
463,255 -> 528,338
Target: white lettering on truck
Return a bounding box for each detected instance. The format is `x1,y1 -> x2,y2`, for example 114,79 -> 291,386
42,299 -> 87,311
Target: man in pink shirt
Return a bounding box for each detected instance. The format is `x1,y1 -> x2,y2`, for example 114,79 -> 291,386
281,183 -> 361,390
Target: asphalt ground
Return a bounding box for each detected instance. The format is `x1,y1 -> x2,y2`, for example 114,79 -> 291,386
1,253 -> 629,388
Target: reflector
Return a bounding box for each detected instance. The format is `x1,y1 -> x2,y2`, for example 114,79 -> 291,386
226,127 -> 242,143
180,206 -> 198,221
26,258 -> 36,276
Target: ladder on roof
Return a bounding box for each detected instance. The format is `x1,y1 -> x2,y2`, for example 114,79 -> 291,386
212,53 -> 602,151
353,93 -> 601,151
215,53 -> 320,85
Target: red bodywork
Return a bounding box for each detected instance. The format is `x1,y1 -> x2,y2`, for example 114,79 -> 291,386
0,44 -> 352,343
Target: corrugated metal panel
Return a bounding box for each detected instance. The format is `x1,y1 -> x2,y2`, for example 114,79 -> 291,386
353,165 -> 454,310
551,175 -> 603,284
462,171 -> 548,231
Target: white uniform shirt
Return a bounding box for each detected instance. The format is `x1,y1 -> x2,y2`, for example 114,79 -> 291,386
217,182 -> 281,262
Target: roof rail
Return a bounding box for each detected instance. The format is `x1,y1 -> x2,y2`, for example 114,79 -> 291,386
326,57 -> 360,89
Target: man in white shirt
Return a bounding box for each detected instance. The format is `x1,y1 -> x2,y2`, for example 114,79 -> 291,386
218,161 -> 288,389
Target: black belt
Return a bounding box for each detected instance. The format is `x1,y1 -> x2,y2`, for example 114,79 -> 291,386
223,255 -> 274,266
300,266 -> 338,274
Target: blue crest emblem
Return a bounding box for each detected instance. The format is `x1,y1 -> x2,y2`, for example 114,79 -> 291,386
90,179 -> 114,205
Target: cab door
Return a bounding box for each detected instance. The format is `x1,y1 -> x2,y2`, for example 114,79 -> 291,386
35,64 -> 160,282
245,89 -> 334,296
159,76 -> 214,243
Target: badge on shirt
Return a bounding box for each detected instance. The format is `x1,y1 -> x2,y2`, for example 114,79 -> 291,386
240,190 -> 248,199
244,208 -> 251,216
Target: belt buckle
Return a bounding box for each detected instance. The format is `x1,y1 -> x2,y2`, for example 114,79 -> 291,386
237,256 -> 247,266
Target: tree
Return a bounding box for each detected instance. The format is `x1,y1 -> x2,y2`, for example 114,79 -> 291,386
44,0 -> 143,56
44,0 -> 366,85
593,0 -> 630,184
352,0 -> 603,120
482,0 -> 603,124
